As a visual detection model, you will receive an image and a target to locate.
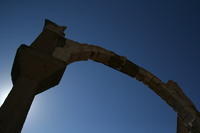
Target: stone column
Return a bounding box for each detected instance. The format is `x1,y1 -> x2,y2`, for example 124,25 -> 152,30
0,77 -> 37,133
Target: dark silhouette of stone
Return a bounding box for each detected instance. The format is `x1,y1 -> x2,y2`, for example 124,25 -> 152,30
0,19 -> 67,133
0,19 -> 199,133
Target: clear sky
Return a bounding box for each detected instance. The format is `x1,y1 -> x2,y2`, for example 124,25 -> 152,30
0,0 -> 200,133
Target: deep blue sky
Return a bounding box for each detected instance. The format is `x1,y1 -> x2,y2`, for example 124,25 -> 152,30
0,0 -> 200,133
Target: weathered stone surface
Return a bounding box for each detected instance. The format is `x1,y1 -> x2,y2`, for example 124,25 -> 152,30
31,21 -> 66,55
177,116 -> 190,133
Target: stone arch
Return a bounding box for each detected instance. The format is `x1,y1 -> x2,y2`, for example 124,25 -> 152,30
53,39 -> 199,133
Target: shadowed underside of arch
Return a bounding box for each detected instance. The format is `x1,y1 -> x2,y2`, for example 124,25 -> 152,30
0,19 -> 199,133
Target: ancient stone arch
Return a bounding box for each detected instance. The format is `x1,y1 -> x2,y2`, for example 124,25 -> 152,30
0,20 -> 199,133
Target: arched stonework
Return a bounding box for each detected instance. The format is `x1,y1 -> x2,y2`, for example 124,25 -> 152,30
0,19 -> 199,133
53,38 -> 200,133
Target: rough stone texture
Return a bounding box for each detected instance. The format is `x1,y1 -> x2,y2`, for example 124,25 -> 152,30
53,39 -> 140,78
31,19 -> 66,55
177,116 -> 190,133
